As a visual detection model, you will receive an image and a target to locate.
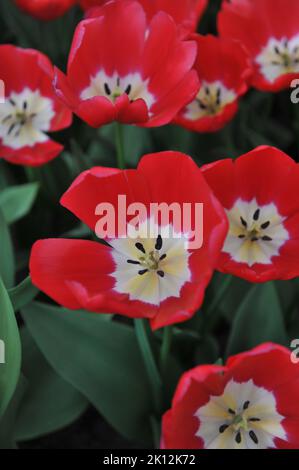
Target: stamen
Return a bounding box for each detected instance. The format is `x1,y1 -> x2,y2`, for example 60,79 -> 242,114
2,114 -> 12,124
262,236 -> 272,241
228,408 -> 236,415
198,100 -> 207,110
155,235 -> 163,251
157,270 -> 165,278
138,269 -> 148,276
23,101 -> 27,110
125,84 -> 132,95
159,253 -> 167,261
127,260 -> 141,265
219,424 -> 229,434
243,401 -> 250,410
274,45 -> 280,55
253,209 -> 260,221
240,217 -> 247,228
205,86 -> 210,95
216,88 -> 221,106
117,77 -> 120,87
251,237 -> 259,242
249,418 -> 261,422
135,242 -> 146,254
7,123 -> 16,135
249,430 -> 259,444
261,221 -> 270,230
238,234 -> 245,239
9,98 -> 16,106
104,83 -> 111,96
235,431 -> 242,444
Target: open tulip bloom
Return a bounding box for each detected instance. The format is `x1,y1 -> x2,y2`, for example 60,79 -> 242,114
162,343 -> 299,449
202,146 -> 299,282
85,0 -> 209,39
175,34 -> 252,133
30,151 -> 228,330
14,0 -> 77,21
0,45 -> 72,166
218,0 -> 299,92
54,0 -> 200,128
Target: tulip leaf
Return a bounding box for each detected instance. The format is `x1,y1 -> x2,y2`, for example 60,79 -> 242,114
0,277 -> 22,419
14,327 -> 88,442
8,276 -> 39,311
21,302 -> 152,444
0,376 -> 26,449
226,283 -> 288,357
0,208 -> 15,288
0,183 -> 39,225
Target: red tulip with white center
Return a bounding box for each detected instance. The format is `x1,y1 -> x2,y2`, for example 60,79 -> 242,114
14,0 -> 77,21
54,0 -> 200,128
85,0 -> 209,39
0,45 -> 72,167
29,151 -> 228,330
175,34 -> 252,133
218,0 -> 299,92
162,343 -> 299,449
201,146 -> 299,282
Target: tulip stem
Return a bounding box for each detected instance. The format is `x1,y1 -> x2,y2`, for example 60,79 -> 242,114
134,318 -> 162,415
160,326 -> 173,375
204,274 -> 233,331
115,122 -> 126,169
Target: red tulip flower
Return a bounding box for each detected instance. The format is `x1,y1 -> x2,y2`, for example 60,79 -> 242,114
14,0 -> 77,21
218,0 -> 299,91
202,146 -> 299,282
79,0 -> 105,10
85,0 -> 209,38
54,0 -> 200,128
162,343 -> 299,449
30,151 -> 228,330
175,34 -> 252,133
0,45 -> 72,167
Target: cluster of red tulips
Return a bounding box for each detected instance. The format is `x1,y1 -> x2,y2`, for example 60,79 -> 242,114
1,0 -> 299,449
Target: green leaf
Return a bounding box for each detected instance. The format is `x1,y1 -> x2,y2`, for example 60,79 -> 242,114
14,327 -> 88,442
0,207 -> 15,288
0,376 -> 26,449
21,302 -> 152,444
226,283 -> 288,357
0,277 -> 21,419
8,276 -> 38,311
0,183 -> 39,225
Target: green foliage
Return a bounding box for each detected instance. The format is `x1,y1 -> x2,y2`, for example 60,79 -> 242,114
0,278 -> 21,419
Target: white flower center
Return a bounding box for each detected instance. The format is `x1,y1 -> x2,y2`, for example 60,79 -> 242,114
109,220 -> 191,305
81,71 -> 155,111
195,379 -> 286,449
256,35 -> 299,83
223,199 -> 289,266
0,88 -> 54,149
183,81 -> 236,121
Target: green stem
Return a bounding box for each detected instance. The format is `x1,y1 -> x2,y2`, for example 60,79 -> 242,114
150,415 -> 161,449
134,318 -> 162,414
24,167 -> 36,183
159,326 -> 173,375
115,122 -> 126,169
204,274 -> 233,332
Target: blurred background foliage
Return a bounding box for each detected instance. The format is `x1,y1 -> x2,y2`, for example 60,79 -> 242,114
0,0 -> 298,449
